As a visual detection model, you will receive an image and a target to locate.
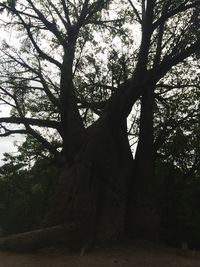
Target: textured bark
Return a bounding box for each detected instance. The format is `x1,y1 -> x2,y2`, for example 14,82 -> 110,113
44,117 -> 133,249
127,87 -> 160,239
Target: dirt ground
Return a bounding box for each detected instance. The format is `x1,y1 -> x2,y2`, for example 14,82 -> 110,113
0,241 -> 200,267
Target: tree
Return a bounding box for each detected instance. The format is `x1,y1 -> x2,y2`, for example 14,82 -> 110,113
0,0 -> 200,251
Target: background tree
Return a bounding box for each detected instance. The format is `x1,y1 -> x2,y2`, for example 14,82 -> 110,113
0,145 -> 57,235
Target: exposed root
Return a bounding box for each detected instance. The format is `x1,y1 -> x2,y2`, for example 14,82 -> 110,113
0,223 -> 77,252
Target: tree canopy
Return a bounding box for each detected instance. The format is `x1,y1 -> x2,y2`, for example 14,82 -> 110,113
0,0 -> 199,163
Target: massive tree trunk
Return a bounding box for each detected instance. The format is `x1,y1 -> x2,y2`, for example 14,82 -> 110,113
0,70 -> 157,252
127,86 -> 160,239
41,77 -> 146,250
44,117 -> 133,250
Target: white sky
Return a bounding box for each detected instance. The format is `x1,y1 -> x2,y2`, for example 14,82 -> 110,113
0,12 -> 25,165
0,106 -> 23,165
0,137 -> 19,163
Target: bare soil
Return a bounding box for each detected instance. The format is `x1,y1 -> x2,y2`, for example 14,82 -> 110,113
0,241 -> 200,267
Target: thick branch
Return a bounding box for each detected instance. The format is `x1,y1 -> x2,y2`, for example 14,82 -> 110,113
0,117 -> 60,130
103,40 -> 199,121
25,124 -> 62,161
78,0 -> 90,26
61,0 -> 71,26
157,38 -> 200,80
135,0 -> 155,75
0,117 -> 63,162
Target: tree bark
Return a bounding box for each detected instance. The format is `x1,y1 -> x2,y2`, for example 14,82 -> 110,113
43,116 -> 133,250
127,86 -> 160,239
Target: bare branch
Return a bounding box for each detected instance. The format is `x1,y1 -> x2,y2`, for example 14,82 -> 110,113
26,0 -> 67,47
61,0 -> 71,26
127,0 -> 142,24
46,0 -> 69,31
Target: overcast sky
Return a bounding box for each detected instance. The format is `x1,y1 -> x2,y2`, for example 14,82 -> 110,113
0,105 -> 23,165
0,12 -> 21,164
0,137 -> 18,163
0,106 -> 25,166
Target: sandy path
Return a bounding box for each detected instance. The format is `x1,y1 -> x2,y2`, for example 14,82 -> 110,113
0,242 -> 199,267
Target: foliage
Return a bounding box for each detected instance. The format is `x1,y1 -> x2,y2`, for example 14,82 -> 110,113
155,161 -> 200,248
0,154 -> 58,235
